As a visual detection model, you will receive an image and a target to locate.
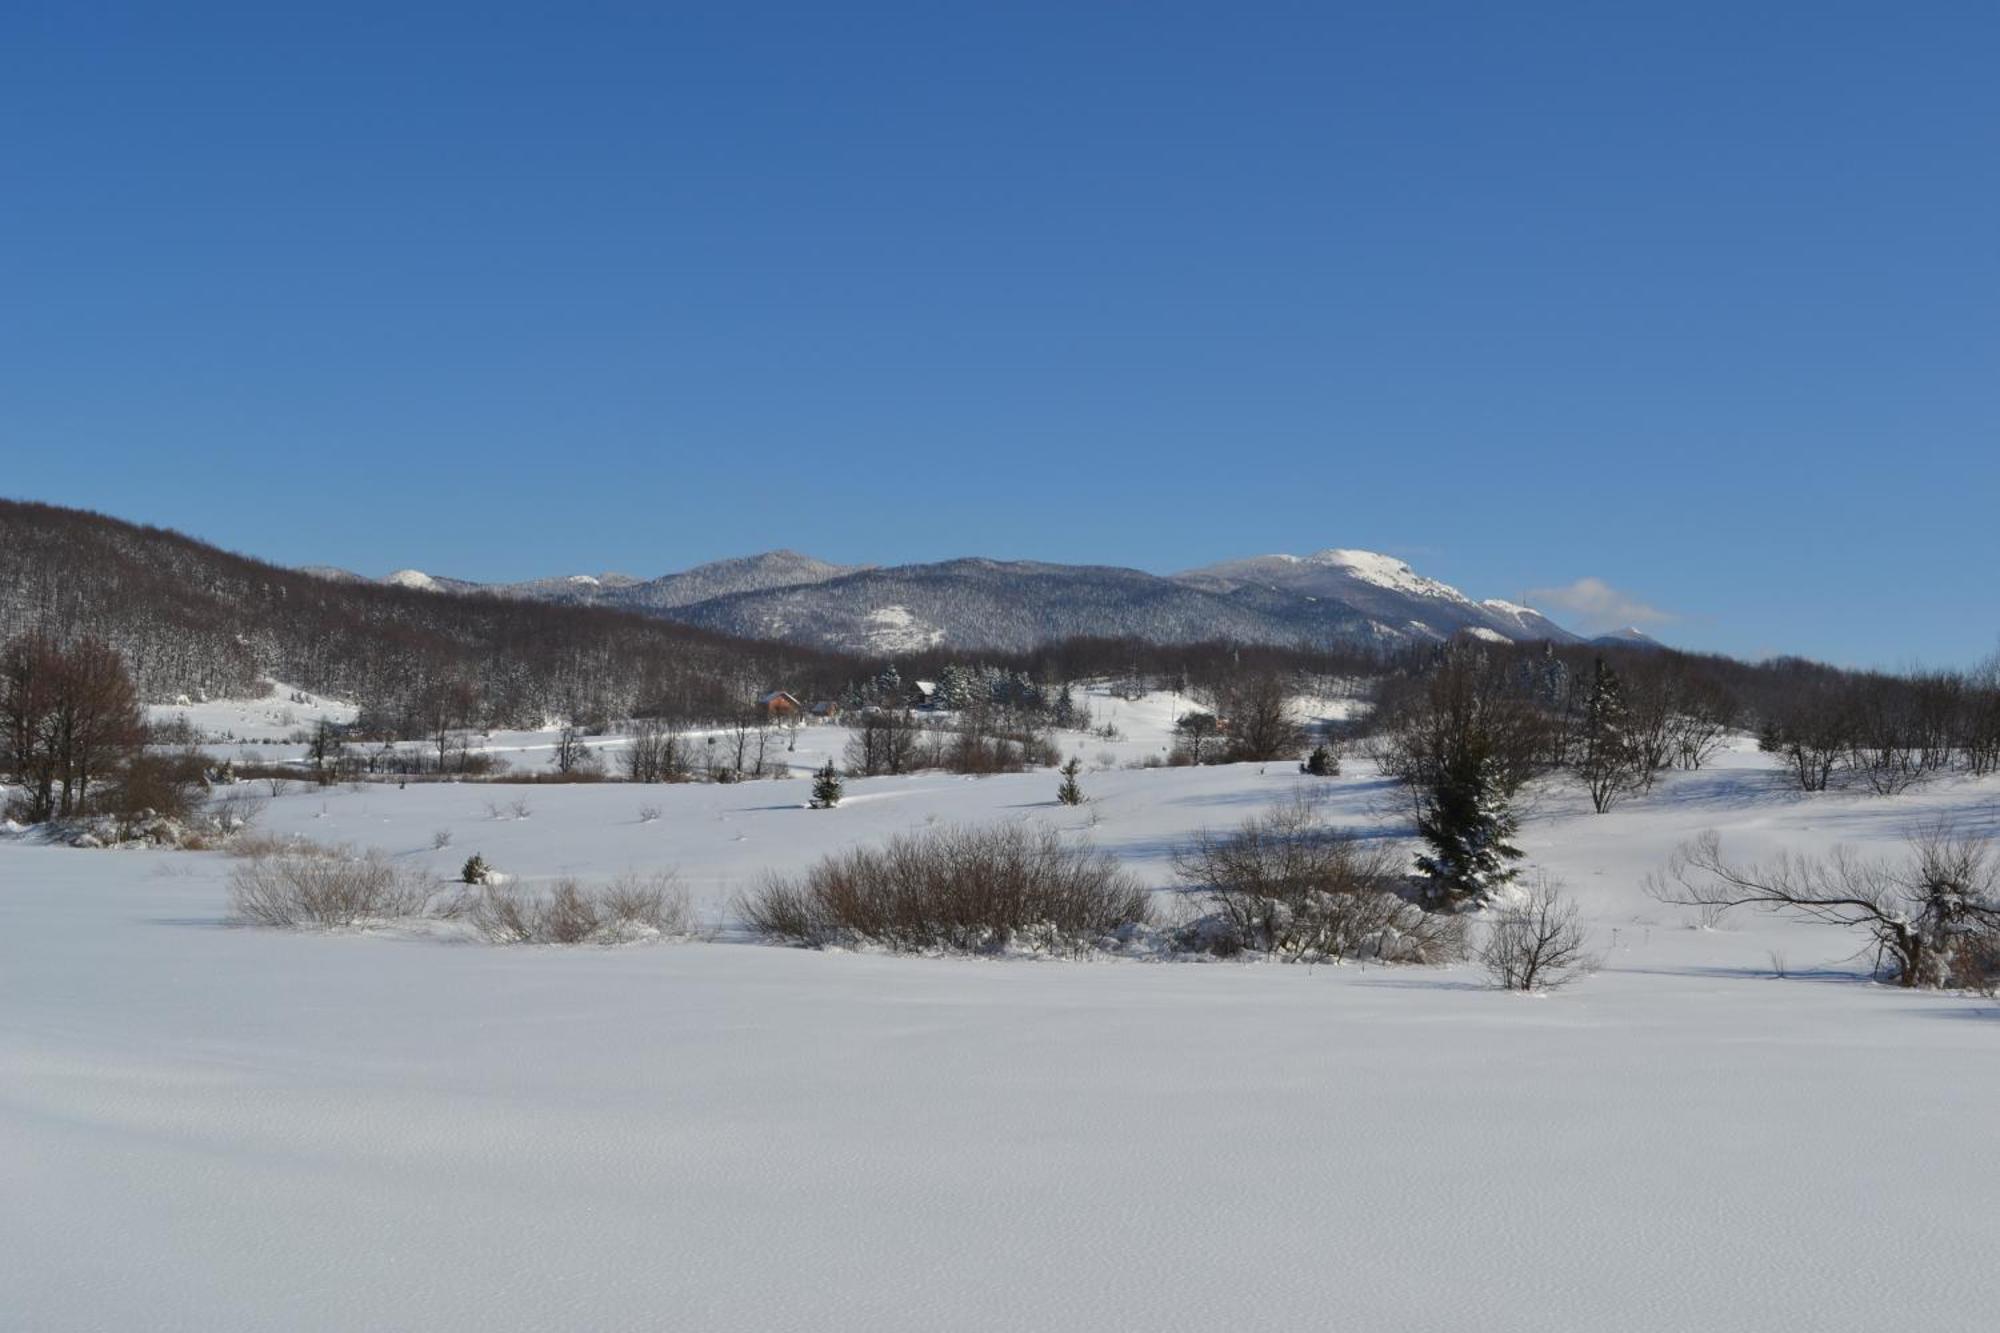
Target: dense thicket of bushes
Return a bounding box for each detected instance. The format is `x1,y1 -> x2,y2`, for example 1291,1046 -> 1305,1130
229,846 -> 432,927
466,873 -> 692,944
741,824 -> 1152,953
1171,794 -> 1462,962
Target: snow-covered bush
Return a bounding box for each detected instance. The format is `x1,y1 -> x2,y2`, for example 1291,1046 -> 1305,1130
229,847 -> 431,928
468,872 -> 691,945
1171,793 -> 1460,964
740,823 -> 1151,954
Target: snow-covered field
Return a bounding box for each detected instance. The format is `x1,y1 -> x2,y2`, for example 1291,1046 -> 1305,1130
5,691 -> 1999,1330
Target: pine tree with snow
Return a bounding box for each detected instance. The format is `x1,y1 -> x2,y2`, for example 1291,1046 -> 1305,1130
1413,744 -> 1521,905
1052,683 -> 1078,729
809,761 -> 843,809
1576,656 -> 1642,814
1056,758 -> 1085,806
867,665 -> 903,708
937,664 -> 977,711
1300,742 -> 1340,777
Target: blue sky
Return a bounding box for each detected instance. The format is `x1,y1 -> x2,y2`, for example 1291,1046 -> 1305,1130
4,2 -> 1995,666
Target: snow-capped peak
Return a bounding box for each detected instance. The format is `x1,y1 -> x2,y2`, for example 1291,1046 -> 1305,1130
566,574 -> 600,586
1482,598 -> 1539,618
1302,549 -> 1472,603
385,569 -> 438,591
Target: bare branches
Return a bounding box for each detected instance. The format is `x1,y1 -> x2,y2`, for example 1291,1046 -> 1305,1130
1647,828 -> 2000,989
229,847 -> 431,927
1478,875 -> 1597,990
467,873 -> 693,944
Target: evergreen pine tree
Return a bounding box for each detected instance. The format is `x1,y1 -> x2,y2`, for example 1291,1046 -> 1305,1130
1056,757 -> 1085,806
809,761 -> 843,809
1300,742 -> 1339,777
1413,742 -> 1521,904
936,664 -> 975,711
1576,657 -> 1641,813
1052,683 -> 1077,729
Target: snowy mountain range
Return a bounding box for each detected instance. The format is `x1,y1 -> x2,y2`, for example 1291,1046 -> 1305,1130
305,548 -> 1656,656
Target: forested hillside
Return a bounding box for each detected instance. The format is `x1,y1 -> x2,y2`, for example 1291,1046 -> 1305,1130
0,500 -> 855,726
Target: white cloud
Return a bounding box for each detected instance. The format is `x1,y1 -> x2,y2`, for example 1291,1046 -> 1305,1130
1523,577 -> 1675,634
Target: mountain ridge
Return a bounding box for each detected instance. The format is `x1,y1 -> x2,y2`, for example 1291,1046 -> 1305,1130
307,547 -> 1595,654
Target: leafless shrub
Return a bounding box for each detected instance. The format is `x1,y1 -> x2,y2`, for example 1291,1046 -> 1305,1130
1479,875 -> 1597,991
1648,826 -> 2000,990
469,872 -> 691,945
226,832 -> 341,860
739,823 -> 1150,954
265,776 -> 292,798
230,847 -> 431,928
595,872 -> 690,933
467,884 -> 536,942
507,797 -> 532,819
431,827 -> 453,850
1171,792 -> 1459,963
539,880 -> 601,942
211,790 -> 267,833
638,804 -> 663,824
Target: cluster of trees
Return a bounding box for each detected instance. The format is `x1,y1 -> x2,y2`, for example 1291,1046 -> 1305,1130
845,661 -> 1096,733
1173,672 -> 1310,764
1366,638 -> 2000,907
842,709 -> 1061,778
1756,664 -> 2000,794
1373,650 -> 1543,904
1,634 -> 145,822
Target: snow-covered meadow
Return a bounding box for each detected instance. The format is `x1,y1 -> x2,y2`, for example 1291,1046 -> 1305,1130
4,687 -> 1998,1330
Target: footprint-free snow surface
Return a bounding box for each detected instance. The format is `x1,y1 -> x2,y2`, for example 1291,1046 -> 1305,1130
4,732 -> 1998,1330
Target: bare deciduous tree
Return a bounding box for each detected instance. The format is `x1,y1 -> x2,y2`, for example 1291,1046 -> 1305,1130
1,634 -> 144,822
622,719 -> 687,783
551,723 -> 586,774
1646,827 -> 2000,990
1173,710 -> 1220,765
1214,673 -> 1305,763
1479,876 -> 1597,991
844,710 -> 921,777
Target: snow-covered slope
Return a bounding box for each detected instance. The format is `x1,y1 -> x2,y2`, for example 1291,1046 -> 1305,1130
1591,626 -> 1668,649
380,568 -> 486,594
1176,549 -> 1581,646
4,743 -> 1996,1330
668,558 -> 1309,654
